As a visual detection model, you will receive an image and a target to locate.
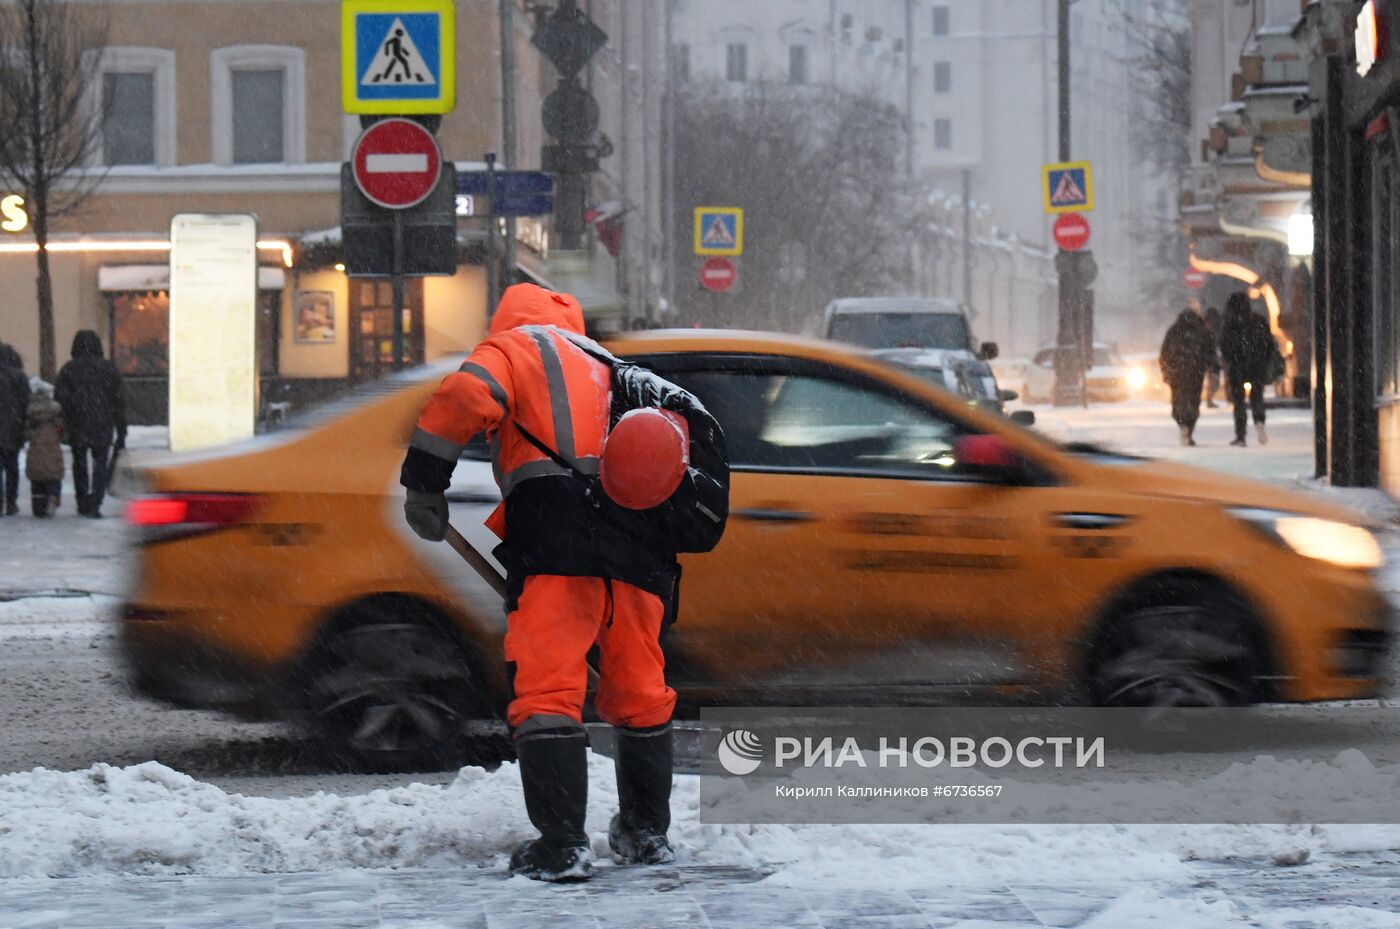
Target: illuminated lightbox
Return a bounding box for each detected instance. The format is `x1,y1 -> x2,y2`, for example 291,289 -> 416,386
168,214 -> 259,452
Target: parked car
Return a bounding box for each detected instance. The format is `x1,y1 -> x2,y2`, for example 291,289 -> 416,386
823,297 -> 998,360
118,330 -> 1389,770
872,347 -> 1034,426
1022,343 -> 1135,403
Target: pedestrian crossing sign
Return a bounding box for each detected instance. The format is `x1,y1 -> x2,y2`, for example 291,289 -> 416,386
694,207 -> 744,256
342,0 -> 455,115
1042,161 -> 1094,214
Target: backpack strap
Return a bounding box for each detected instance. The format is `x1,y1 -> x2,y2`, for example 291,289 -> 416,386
513,419 -> 588,478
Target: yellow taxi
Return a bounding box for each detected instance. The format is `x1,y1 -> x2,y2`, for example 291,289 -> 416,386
118,330 -> 1391,769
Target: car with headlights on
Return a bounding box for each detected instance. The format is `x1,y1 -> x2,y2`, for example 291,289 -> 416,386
117,330 -> 1390,770
1023,344 -> 1136,404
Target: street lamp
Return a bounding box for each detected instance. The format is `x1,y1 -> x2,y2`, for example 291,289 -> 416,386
1288,201 -> 1314,258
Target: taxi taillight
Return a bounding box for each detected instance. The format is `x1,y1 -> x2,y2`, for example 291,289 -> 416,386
125,494 -> 262,541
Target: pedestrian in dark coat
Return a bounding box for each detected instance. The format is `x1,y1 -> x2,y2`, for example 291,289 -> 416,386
1159,307 -> 1214,446
25,382 -> 64,517
1219,292 -> 1276,447
0,343 -> 31,517
1203,307 -> 1224,408
55,330 -> 126,517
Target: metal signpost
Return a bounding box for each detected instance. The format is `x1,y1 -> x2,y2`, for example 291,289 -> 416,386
340,1 -> 459,372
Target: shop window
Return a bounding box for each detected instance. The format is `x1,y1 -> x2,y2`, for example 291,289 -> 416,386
87,47 -> 176,167
210,46 -> 305,166
934,61 -> 952,94
933,6 -> 950,36
111,291 -> 170,376
258,290 -> 280,377
789,45 -> 808,84
726,43 -> 747,82
935,118 -> 953,150
350,279 -> 424,380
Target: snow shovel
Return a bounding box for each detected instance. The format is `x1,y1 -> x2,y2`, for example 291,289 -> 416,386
442,522 -> 602,689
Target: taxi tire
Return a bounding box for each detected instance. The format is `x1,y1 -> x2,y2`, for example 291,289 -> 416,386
1085,579 -> 1266,708
300,598 -> 487,773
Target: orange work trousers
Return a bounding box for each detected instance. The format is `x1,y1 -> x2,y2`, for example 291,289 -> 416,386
504,574 -> 677,730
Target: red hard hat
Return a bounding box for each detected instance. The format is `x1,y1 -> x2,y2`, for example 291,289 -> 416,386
600,409 -> 690,510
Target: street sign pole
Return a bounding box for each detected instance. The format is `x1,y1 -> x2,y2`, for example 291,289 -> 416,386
485,152 -> 499,316
1052,0 -> 1082,407
391,208 -> 405,371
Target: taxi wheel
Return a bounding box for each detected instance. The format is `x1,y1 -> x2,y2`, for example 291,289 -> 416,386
1087,595 -> 1260,708
304,605 -> 481,772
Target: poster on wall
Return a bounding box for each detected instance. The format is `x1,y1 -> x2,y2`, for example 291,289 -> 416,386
168,213 -> 258,452
295,291 -> 337,343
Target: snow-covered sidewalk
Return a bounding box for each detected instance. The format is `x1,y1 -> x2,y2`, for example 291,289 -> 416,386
2,757 -> 1400,927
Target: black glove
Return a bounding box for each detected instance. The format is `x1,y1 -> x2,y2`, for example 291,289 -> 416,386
404,489 -> 449,542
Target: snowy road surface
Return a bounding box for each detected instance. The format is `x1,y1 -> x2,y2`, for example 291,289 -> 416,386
2,408 -> 1400,926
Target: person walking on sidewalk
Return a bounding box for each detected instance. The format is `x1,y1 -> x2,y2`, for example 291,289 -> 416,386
1159,306 -> 1214,446
1203,306 -> 1224,409
1220,292 -> 1275,447
0,343 -> 31,517
399,284 -> 721,883
25,381 -> 64,517
55,331 -> 126,517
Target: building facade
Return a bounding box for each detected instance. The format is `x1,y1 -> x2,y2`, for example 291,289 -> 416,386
669,0 -> 1176,359
0,0 -> 665,422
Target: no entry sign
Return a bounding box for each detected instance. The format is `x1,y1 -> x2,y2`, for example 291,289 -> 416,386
1184,268 -> 1207,290
352,118 -> 443,209
700,256 -> 737,293
1052,213 -> 1091,252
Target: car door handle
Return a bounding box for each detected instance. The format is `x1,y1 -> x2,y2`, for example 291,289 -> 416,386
735,507 -> 816,523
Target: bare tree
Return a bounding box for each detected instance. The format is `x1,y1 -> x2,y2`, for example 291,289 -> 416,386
1117,0 -> 1192,312
672,83 -> 926,332
0,0 -> 107,380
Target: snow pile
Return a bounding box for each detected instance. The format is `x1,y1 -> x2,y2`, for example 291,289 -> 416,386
3,754 -> 1399,886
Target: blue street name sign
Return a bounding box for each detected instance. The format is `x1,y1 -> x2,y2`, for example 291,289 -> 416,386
457,171 -> 555,217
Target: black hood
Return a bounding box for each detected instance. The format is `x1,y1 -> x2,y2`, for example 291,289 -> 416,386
0,343 -> 21,370
71,330 -> 103,359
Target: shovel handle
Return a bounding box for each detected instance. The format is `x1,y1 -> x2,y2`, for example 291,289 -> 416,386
443,523 -> 509,599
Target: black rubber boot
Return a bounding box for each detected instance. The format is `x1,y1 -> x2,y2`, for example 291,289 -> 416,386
608,723 -> 675,865
509,718 -> 593,882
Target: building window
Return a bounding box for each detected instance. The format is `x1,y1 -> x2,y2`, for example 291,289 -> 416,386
935,118 -> 953,150
841,12 -> 853,43
674,43 -> 690,83
934,61 -> 952,93
210,45 -> 306,166
933,6 -> 950,35
87,47 -> 176,167
789,45 -> 808,84
111,290 -> 170,376
726,43 -> 747,82
103,73 -> 155,165
231,70 -> 285,164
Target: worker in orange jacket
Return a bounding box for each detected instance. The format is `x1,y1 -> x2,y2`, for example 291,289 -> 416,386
399,283 -> 678,882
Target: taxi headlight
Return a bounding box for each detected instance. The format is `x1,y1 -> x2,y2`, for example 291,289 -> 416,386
1230,508 -> 1383,570
1126,366 -> 1148,391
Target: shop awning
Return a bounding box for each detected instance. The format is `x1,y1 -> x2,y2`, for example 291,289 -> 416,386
98,265 -> 285,291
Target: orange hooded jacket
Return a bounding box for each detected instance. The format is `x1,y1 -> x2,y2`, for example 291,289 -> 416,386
406,283 -> 610,501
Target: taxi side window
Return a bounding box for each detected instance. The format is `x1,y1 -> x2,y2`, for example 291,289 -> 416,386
670,368 -> 971,479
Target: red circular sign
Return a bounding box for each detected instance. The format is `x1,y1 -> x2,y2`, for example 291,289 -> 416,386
1053,213 -> 1091,252
1184,268 -> 1208,290
700,257 -> 737,293
352,118 -> 443,209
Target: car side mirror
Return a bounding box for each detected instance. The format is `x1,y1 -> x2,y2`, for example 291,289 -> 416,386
998,388 -> 1019,402
1010,410 -> 1036,427
979,341 -> 1000,361
953,434 -> 1025,482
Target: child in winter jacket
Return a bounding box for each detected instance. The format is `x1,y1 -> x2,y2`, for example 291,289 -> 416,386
25,383 -> 64,517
